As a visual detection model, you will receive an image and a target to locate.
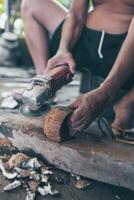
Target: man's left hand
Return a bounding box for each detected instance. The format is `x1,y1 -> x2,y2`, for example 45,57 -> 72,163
69,88 -> 110,133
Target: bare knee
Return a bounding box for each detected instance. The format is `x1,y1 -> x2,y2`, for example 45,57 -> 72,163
21,0 -> 37,19
21,0 -> 66,33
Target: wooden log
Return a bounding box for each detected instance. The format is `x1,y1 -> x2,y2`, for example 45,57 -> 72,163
0,111 -> 134,191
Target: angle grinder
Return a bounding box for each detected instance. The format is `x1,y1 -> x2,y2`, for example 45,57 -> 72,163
20,65 -> 73,116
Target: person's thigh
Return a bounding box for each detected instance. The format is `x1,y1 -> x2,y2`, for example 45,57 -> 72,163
24,0 -> 68,34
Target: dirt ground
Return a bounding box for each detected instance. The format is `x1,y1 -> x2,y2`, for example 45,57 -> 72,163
0,170 -> 134,200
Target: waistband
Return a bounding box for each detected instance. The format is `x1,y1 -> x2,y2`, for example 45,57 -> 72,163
85,26 -> 127,37
84,27 -> 127,59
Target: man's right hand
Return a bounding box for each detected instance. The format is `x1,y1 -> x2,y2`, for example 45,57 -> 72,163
45,50 -> 76,74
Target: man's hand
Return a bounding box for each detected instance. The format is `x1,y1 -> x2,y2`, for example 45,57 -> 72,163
45,51 -> 76,74
69,88 -> 110,133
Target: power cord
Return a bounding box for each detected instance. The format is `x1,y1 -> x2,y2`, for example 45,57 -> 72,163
97,116 -> 116,140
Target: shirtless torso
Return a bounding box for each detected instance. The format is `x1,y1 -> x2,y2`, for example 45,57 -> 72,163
87,0 -> 134,34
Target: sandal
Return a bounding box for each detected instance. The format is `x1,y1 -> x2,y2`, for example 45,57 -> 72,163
97,117 -> 134,145
111,124 -> 134,145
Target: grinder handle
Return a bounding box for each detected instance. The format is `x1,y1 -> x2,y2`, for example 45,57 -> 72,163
47,65 -> 73,91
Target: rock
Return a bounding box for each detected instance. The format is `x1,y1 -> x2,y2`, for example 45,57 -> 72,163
0,32 -> 21,66
115,195 -> 121,200
0,96 -> 18,109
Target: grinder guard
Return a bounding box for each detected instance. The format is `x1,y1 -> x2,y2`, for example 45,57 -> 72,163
21,65 -> 73,116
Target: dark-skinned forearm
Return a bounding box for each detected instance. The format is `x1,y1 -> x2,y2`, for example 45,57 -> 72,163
101,17 -> 134,98
58,13 -> 85,51
58,0 -> 88,52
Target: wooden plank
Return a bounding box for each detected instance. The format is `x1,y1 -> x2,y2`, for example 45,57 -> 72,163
0,111 -> 134,191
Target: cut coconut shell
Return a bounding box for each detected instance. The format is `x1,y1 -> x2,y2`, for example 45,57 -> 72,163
44,106 -> 73,142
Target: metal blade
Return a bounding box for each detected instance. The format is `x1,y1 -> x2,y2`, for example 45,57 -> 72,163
19,103 -> 51,117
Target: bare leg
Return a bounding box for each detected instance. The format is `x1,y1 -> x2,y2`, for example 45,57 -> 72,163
112,87 -> 134,129
21,0 -> 68,74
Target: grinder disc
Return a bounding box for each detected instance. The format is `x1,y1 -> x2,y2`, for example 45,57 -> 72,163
20,103 -> 51,117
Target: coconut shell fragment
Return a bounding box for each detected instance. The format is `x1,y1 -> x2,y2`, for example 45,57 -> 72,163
0,138 -> 12,147
6,153 -> 30,169
75,178 -> 91,189
28,180 -> 39,193
44,106 -> 73,142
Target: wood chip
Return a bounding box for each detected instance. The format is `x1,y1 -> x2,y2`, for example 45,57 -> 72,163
75,178 -> 91,189
0,138 -> 12,146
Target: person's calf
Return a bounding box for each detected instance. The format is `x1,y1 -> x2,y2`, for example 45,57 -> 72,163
21,0 -> 50,74
112,87 -> 134,130
113,102 -> 134,130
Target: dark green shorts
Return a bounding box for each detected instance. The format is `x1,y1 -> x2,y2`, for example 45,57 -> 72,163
50,21 -> 134,90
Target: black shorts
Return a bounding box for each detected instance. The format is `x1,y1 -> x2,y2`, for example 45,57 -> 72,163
50,21 -> 134,90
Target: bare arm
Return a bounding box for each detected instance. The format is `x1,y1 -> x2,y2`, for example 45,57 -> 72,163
101,16 -> 134,98
46,0 -> 89,73
70,16 -> 134,132
58,0 -> 89,51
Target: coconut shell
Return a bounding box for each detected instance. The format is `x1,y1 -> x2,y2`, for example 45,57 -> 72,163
44,106 -> 73,142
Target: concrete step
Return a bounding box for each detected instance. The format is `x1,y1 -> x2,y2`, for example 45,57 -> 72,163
0,111 -> 134,191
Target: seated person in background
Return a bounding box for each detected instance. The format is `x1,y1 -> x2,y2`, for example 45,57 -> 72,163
21,0 -> 134,141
